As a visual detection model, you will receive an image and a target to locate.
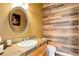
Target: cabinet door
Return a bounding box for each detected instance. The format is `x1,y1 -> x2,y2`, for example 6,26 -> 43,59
39,52 -> 45,56
28,42 -> 47,56
43,43 -> 48,56
31,45 -> 44,56
43,50 -> 48,56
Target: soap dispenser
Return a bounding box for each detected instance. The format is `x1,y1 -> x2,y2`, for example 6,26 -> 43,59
0,37 -> 4,54
6,39 -> 12,47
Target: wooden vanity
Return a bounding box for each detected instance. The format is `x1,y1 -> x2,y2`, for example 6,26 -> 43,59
1,39 -> 47,56
28,41 -> 47,56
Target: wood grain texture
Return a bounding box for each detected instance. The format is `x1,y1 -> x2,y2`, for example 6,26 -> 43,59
43,3 -> 79,55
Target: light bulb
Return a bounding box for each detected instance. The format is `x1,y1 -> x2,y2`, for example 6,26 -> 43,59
12,3 -> 29,9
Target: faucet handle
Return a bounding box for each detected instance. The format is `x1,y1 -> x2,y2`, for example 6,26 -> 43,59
26,37 -> 29,40
23,37 -> 28,41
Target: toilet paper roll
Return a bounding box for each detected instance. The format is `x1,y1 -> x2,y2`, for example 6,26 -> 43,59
47,45 -> 56,51
0,44 -> 4,53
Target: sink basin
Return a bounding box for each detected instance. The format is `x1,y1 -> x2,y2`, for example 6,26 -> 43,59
16,40 -> 37,47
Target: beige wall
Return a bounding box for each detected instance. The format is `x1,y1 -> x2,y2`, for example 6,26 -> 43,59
28,3 -> 43,38
0,3 -> 43,43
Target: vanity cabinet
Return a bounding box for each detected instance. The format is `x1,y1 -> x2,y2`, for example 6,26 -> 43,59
1,39 -> 47,56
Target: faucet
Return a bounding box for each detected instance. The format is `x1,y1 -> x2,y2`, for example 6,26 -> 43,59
23,37 -> 28,42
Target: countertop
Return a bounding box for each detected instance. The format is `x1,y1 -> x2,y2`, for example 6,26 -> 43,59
1,38 -> 47,56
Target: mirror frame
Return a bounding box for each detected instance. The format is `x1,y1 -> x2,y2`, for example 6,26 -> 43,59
9,6 -> 29,34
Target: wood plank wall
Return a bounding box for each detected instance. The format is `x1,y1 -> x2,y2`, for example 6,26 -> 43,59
43,3 -> 79,56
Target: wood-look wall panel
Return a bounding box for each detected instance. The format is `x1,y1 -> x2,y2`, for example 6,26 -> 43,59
43,9 -> 51,18
78,6 -> 79,55
51,4 -> 79,14
51,39 -> 78,46
43,25 -> 78,30
43,17 -> 77,24
43,3 -> 55,8
57,47 -> 78,55
48,41 -> 78,55
51,7 -> 78,16
43,32 -> 78,37
44,27 -> 78,33
44,20 -> 78,26
43,15 -> 78,23
43,3 -> 79,55
48,40 -> 78,48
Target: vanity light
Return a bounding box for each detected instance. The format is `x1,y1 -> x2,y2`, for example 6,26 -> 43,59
12,3 -> 29,9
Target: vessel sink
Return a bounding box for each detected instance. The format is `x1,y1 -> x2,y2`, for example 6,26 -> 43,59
16,40 -> 37,47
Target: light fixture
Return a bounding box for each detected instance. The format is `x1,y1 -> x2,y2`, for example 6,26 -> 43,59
12,3 -> 29,9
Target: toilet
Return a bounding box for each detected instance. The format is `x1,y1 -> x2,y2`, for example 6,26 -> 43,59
47,45 -> 56,56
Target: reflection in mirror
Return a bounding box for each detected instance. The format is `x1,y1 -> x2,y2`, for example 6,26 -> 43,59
9,7 -> 29,34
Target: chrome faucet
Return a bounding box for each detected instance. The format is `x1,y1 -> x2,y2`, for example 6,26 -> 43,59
23,37 -> 28,42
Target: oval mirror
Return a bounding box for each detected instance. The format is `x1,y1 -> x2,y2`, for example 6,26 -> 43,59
9,7 -> 29,34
